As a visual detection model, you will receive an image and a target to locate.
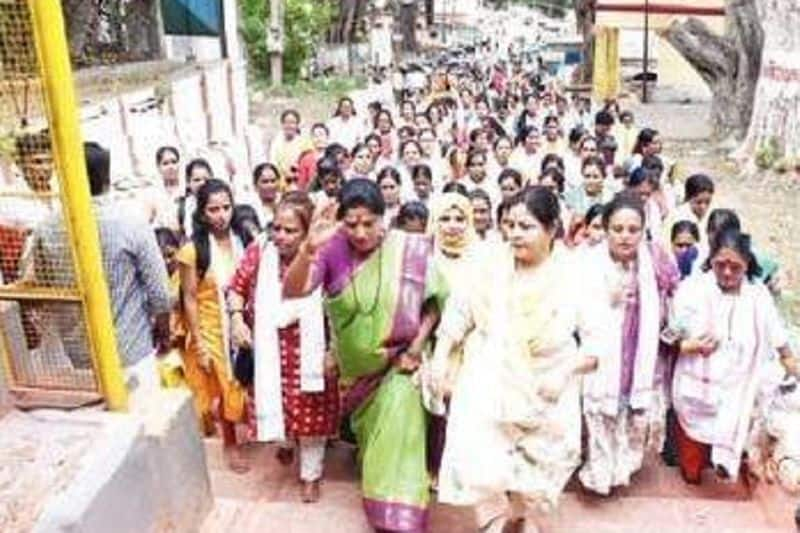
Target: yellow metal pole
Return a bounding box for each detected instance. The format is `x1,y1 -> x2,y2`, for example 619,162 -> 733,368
27,0 -> 128,411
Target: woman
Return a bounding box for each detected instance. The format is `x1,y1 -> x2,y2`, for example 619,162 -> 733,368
671,220 -> 700,279
579,192 -> 679,495
565,155 -> 615,218
464,150 -> 499,206
513,93 -> 540,139
399,100 -> 417,129
430,187 -> 600,532
151,146 -> 182,229
284,179 -> 444,532
424,192 -> 478,481
228,193 -> 339,502
365,134 -> 383,167
668,229 -> 799,485
295,123 -> 330,191
373,109 -> 398,164
157,146 -> 182,198
231,204 -> 262,246
398,140 -> 423,196
377,166 -> 403,227
488,136 -> 513,183
411,164 -> 434,205
311,158 -> 344,205
568,202 -> 605,249
510,125 -> 543,185
178,158 -> 214,238
562,127 -> 588,193
626,166 -> 665,241
177,179 -> 248,470
348,143 -> 374,181
397,201 -> 430,234
613,110 -> 639,164
251,162 -> 281,231
498,168 -> 523,203
328,97 -> 363,150
446,145 -> 468,183
541,115 -> 566,157
270,109 -> 312,179
664,173 -> 715,247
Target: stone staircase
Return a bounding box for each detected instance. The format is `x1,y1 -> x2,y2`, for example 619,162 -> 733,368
201,439 -> 798,532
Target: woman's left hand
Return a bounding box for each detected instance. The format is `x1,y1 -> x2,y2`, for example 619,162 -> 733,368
394,349 -> 422,374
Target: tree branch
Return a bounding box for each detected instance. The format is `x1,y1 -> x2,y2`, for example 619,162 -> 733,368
662,17 -> 737,87
727,0 -> 764,82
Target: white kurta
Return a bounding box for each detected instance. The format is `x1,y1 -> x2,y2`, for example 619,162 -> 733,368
669,272 -> 789,478
433,249 -> 604,512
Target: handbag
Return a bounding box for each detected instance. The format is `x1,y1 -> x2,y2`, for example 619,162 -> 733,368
233,346 -> 254,387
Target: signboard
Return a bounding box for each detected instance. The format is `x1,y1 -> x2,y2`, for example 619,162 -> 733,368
595,0 -> 724,29
162,0 -> 222,36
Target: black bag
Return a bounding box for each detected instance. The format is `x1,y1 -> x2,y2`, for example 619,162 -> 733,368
233,346 -> 254,387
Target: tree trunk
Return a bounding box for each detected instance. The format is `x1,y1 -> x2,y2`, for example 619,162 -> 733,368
398,0 -> 417,54
123,0 -> 162,60
574,0 -> 595,84
62,0 -> 97,61
267,0 -> 285,86
738,0 -> 800,159
662,0 -> 763,141
331,0 -> 361,44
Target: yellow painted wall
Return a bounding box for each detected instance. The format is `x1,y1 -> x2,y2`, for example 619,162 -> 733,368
595,1 -> 726,96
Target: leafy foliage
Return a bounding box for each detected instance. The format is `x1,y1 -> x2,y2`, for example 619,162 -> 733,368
239,0 -> 334,83
755,136 -> 783,170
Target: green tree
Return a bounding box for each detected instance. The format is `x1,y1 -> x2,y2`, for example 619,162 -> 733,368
239,0 -> 333,82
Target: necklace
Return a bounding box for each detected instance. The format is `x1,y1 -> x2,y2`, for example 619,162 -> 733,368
350,246 -> 383,316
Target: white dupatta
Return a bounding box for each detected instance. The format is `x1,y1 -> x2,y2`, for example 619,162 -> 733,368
582,242 -> 661,416
253,240 -> 326,442
671,273 -> 788,478
209,232 -> 244,378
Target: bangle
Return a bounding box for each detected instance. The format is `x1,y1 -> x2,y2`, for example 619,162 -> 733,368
229,308 -> 243,316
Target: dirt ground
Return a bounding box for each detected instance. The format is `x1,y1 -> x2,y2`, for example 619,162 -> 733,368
632,101 -> 800,332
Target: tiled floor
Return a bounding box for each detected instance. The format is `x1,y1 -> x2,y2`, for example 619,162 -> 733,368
202,440 -> 798,532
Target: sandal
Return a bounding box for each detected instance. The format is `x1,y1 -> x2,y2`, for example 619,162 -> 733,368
276,447 -> 295,466
301,480 -> 321,503
225,446 -> 250,474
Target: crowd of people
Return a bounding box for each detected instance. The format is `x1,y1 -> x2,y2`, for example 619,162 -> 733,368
2,42 -> 799,533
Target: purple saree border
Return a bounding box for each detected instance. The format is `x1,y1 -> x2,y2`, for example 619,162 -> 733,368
363,498 -> 429,532
385,233 -> 430,351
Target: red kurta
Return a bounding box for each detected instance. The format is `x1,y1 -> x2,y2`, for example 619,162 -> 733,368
229,240 -> 339,440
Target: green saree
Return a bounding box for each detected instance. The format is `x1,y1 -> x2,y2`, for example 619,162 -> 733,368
317,229 -> 444,531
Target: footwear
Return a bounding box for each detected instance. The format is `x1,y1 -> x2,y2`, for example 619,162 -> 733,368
301,480 -> 321,503
479,516 -> 509,533
519,518 -> 542,533
276,447 -> 295,466
225,447 -> 250,474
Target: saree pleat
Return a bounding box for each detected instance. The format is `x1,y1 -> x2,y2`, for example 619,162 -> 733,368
322,231 -> 439,532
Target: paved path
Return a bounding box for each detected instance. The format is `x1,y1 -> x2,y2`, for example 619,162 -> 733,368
201,440 -> 797,532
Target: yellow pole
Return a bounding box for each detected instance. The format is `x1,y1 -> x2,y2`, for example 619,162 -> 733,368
27,0 -> 128,411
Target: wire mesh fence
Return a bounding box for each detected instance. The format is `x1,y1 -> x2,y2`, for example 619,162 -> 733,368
0,0 -> 99,400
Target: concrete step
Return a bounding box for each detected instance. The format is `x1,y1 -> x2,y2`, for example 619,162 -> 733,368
201,439 -> 798,532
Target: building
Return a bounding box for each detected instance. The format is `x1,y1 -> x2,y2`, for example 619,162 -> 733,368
160,0 -> 242,62
593,0 -> 725,100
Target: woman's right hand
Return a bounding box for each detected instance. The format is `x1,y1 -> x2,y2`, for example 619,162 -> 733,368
231,314 -> 252,350
197,344 -> 213,371
682,334 -> 718,357
305,198 -> 341,255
